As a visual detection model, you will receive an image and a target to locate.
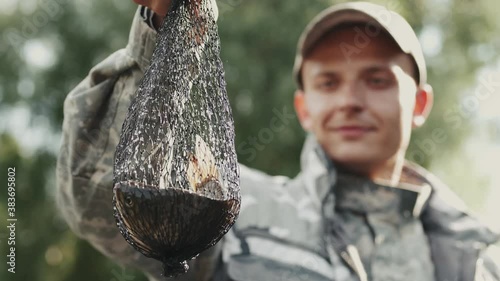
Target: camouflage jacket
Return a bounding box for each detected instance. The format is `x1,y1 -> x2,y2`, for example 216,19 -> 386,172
56,7 -> 500,281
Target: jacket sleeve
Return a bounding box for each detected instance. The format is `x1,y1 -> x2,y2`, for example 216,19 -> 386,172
55,7 -> 222,281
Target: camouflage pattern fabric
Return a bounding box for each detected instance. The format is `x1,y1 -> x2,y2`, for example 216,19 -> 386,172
56,7 -> 500,281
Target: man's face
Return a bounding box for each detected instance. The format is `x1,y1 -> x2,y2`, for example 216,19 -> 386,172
295,25 -> 430,174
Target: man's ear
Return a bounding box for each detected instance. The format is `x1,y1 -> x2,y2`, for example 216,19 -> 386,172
412,84 -> 434,128
294,89 -> 312,132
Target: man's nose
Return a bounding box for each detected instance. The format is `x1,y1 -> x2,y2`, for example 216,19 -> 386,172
336,83 -> 365,113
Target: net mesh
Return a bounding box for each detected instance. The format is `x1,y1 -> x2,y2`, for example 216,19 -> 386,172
112,0 -> 240,277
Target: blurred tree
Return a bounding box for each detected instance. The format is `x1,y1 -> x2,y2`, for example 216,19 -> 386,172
0,0 -> 499,280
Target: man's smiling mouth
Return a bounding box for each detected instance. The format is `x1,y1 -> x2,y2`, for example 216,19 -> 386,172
331,125 -> 376,138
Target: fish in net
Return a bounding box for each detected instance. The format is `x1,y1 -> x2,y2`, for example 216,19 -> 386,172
112,0 -> 240,277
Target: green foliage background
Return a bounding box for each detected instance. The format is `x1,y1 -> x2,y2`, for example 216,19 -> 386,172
0,0 -> 499,280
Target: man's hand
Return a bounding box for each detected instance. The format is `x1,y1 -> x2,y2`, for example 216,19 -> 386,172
133,0 -> 172,29
133,0 -> 218,31
133,0 -> 172,16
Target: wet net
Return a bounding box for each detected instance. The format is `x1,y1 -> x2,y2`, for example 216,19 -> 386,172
112,0 -> 240,278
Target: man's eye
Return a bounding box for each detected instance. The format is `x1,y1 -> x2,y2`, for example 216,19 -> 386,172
317,80 -> 337,90
367,77 -> 392,88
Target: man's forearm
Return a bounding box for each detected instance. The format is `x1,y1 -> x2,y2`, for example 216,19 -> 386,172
56,5 -> 223,280
56,6 -> 162,278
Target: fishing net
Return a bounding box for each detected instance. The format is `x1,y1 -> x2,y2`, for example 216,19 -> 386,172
112,0 -> 240,277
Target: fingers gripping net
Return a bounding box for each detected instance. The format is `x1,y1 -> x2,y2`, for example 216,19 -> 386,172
112,0 -> 240,277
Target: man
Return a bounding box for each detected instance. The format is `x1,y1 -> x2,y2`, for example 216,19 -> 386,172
56,1 -> 500,280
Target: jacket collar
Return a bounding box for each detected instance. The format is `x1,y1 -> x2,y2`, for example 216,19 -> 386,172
409,162 -> 500,245
299,134 -> 336,207
299,134 -> 500,245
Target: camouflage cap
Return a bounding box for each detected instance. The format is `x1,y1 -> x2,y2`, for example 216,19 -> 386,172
293,1 -> 427,89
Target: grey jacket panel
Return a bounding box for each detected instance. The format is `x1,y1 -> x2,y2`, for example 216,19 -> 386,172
410,162 -> 500,280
